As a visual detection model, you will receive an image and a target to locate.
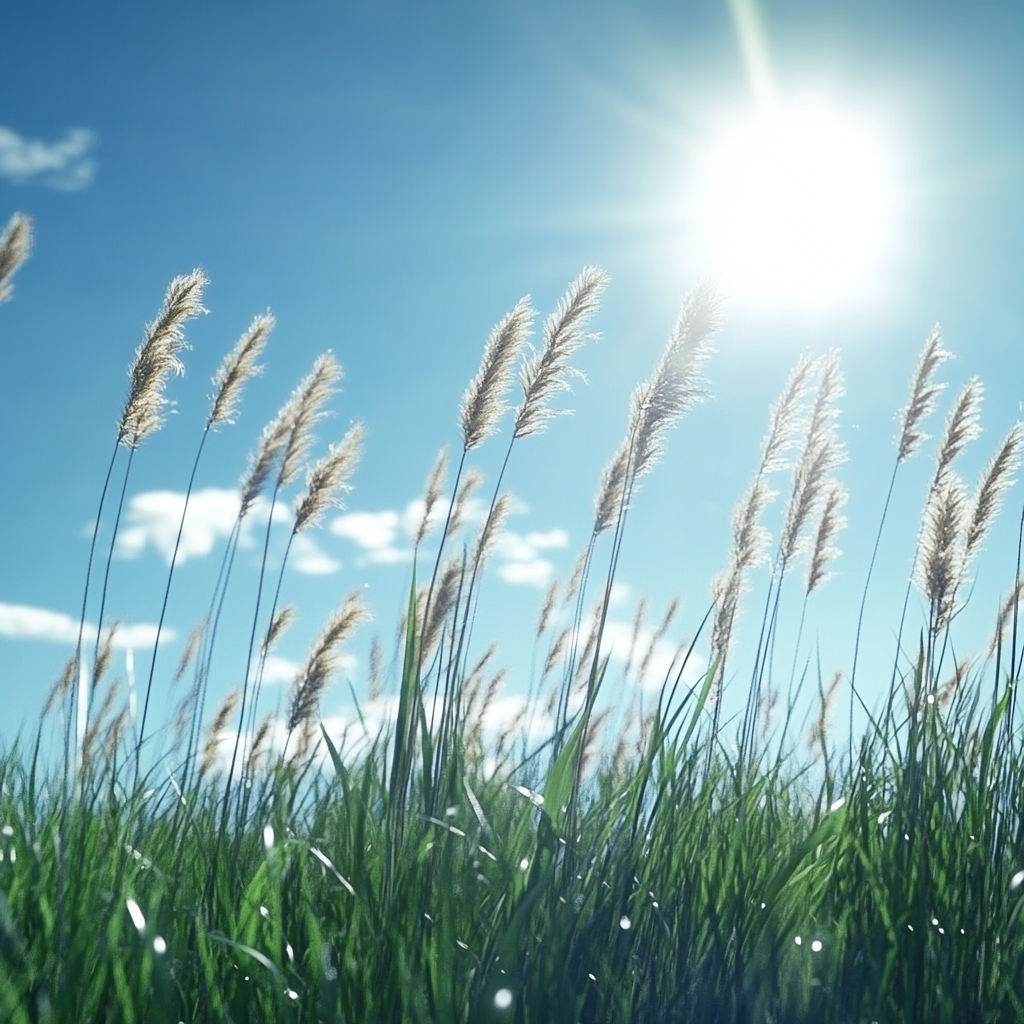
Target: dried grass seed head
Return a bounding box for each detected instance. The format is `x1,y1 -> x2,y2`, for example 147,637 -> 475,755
631,279 -> 722,481
294,421 -> 366,532
240,402 -> 294,516
805,480 -> 848,595
460,296 -> 534,451
779,352 -> 846,566
448,467 -> 484,538
209,313 -> 273,428
201,689 -> 240,773
174,618 -> 207,683
934,377 -> 983,483
0,212 -> 32,303
416,447 -> 449,545
422,556 -> 464,657
761,353 -> 815,475
118,270 -> 208,448
593,437 -> 631,537
917,470 -> 968,630
897,326 -> 952,463
514,266 -> 608,439
962,421 -> 1024,572
472,491 -> 513,570
263,605 -> 296,657
278,353 -> 343,488
287,591 -> 370,733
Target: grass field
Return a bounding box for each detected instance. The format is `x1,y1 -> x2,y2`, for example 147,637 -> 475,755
3,211 -> 1024,1023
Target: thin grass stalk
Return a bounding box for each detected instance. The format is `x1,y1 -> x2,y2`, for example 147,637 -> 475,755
83,445 -> 136,767
134,428 -> 209,780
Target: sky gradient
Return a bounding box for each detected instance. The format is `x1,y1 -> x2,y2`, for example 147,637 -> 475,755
2,0 -> 1024,762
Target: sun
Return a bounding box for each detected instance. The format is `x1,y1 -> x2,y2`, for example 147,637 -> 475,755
695,100 -> 896,311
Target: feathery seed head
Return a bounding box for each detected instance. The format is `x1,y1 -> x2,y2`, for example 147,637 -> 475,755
593,437 -> 632,537
118,270 -> 207,448
415,447 -> 449,545
962,421 -> 1023,572
209,313 -> 273,428
897,326 -> 952,463
761,353 -> 815,475
934,377 -> 983,483
287,591 -> 370,733
805,480 -> 848,595
173,619 -> 207,684
239,405 -> 293,516
631,279 -> 722,480
917,470 -> 968,632
201,689 -> 240,774
514,267 -> 608,439
460,297 -> 534,451
278,353 -> 343,488
422,556 -> 463,658
780,352 -> 846,567
263,605 -> 296,657
0,213 -> 32,303
246,714 -> 274,775
448,468 -> 484,539
293,421 -> 365,533
473,491 -> 513,570
42,654 -> 77,719
537,578 -> 559,638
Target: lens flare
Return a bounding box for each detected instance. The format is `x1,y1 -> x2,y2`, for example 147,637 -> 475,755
696,100 -> 895,310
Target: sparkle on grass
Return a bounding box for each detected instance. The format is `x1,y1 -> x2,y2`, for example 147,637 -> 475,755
126,898 -> 145,933
494,988 -> 513,1009
153,936 -> 167,955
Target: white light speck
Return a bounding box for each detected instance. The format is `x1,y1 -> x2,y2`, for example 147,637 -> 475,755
1,826 -> 12,837
126,898 -> 146,933
286,943 -> 294,962
829,797 -> 845,811
811,940 -> 822,952
927,693 -> 935,705
263,825 -> 275,850
260,906 -> 269,918
1011,869 -> 1024,890
494,988 -> 513,1009
153,936 -> 167,955
519,858 -> 529,871
619,916 -> 631,930
794,936 -> 802,945
931,918 -> 939,926
588,973 -> 596,981
286,989 -> 298,1000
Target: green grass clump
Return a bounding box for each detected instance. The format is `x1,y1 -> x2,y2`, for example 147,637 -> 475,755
3,214 -> 1024,1022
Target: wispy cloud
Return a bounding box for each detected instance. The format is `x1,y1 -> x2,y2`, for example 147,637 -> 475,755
331,500 -> 569,588
495,528 -> 569,588
331,508 -> 414,565
291,534 -> 342,575
0,126 -> 97,190
115,488 -> 289,565
0,602 -> 174,649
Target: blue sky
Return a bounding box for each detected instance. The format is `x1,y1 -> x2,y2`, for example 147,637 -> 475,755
2,0 -> 1024,763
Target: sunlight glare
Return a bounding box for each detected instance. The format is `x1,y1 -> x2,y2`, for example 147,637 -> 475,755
697,100 -> 895,310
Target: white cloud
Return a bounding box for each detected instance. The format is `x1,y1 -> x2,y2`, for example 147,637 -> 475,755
493,528 -> 568,588
0,602 -> 174,649
595,618 -> 706,692
290,534 -> 342,575
258,655 -> 300,685
0,125 -> 97,190
331,508 -> 413,565
115,489 -> 292,565
498,559 -> 554,587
